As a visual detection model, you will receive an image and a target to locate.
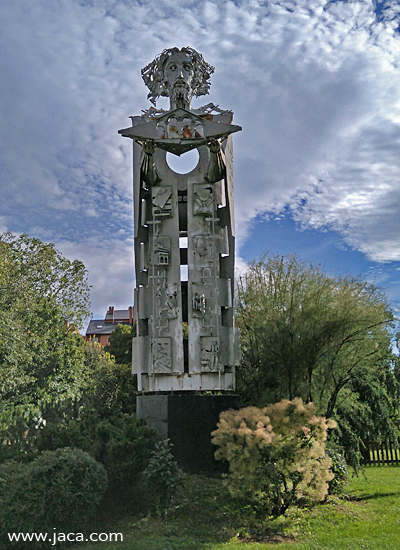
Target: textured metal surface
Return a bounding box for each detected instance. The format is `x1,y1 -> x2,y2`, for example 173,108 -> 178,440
120,47 -> 241,392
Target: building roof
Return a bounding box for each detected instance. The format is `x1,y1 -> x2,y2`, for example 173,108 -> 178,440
86,320 -> 122,336
105,309 -> 132,322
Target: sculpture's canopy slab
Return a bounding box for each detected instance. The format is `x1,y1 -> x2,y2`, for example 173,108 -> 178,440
119,107 -> 241,156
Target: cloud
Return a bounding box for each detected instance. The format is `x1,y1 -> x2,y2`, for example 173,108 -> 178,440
55,236 -> 134,319
288,110 -> 400,261
1,0 -> 400,314
0,217 -> 8,234
216,0 -> 400,263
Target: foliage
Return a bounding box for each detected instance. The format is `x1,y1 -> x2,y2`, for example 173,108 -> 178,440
326,447 -> 348,494
0,232 -> 153,522
0,232 -> 90,333
28,467 -> 400,550
83,341 -> 138,416
104,323 -> 136,365
236,253 -> 399,469
212,398 -> 335,517
143,439 -> 184,509
0,435 -> 390,550
33,409 -> 153,489
0,233 -> 92,462
0,448 -> 107,546
31,345 -> 151,488
83,339 -> 116,371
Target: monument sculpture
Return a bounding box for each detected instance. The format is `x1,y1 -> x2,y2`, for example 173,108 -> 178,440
119,47 -> 241,394
119,48 -> 241,469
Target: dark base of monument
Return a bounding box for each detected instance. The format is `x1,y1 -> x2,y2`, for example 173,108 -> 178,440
137,393 -> 240,473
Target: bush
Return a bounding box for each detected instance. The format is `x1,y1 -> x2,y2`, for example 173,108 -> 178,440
143,439 -> 184,508
0,448 -> 107,545
0,343 -> 138,465
91,412 -> 154,487
34,411 -> 154,489
29,352 -> 153,490
326,447 -> 349,494
212,398 -> 335,517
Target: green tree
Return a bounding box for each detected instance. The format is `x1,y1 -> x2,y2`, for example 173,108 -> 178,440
104,323 -> 136,365
0,232 -> 91,460
0,234 -> 149,496
82,341 -> 137,416
33,342 -> 148,490
236,254 -> 399,468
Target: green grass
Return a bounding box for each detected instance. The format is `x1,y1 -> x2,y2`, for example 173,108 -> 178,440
74,467 -> 400,550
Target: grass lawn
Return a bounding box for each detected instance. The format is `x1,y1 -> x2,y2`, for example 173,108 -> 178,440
75,467 -> 400,550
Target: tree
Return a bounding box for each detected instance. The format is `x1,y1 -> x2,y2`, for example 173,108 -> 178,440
104,323 -> 136,365
236,254 -> 399,467
33,342 -> 149,490
82,340 -> 138,417
0,232 -> 91,459
0,233 -> 149,493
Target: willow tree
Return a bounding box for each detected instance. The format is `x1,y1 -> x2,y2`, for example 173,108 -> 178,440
236,254 -> 399,467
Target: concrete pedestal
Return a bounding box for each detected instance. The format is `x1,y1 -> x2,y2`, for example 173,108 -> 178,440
137,393 -> 240,472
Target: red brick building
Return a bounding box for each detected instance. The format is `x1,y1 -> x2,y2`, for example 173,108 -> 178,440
85,306 -> 134,347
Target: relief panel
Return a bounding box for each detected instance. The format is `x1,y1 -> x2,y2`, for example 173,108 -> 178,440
151,236 -> 171,267
193,184 -> 214,216
154,278 -> 178,330
152,186 -> 173,217
191,283 -> 216,329
200,336 -> 220,372
193,235 -> 215,268
152,337 -> 172,373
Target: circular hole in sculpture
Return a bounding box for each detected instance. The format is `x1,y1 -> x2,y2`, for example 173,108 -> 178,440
166,149 -> 199,174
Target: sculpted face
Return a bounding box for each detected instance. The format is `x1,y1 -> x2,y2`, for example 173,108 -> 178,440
141,47 -> 214,108
163,53 -> 195,108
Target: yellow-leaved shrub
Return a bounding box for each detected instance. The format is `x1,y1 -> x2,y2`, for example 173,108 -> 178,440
212,398 -> 336,517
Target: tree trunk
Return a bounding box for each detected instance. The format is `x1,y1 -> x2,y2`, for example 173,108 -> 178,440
326,383 -> 344,418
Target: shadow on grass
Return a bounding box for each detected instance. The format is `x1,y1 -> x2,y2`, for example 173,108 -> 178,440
79,476 -> 298,550
130,515 -> 294,547
119,533 -> 294,550
347,491 -> 400,502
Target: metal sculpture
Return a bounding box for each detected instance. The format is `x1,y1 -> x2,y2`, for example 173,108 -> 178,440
119,47 -> 241,392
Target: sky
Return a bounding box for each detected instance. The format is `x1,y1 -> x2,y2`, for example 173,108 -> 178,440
1,0 -> 400,329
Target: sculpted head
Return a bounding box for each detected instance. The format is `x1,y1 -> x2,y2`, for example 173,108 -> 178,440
141,47 -> 214,109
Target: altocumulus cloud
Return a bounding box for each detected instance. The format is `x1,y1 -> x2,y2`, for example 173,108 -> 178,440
0,0 -> 399,315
